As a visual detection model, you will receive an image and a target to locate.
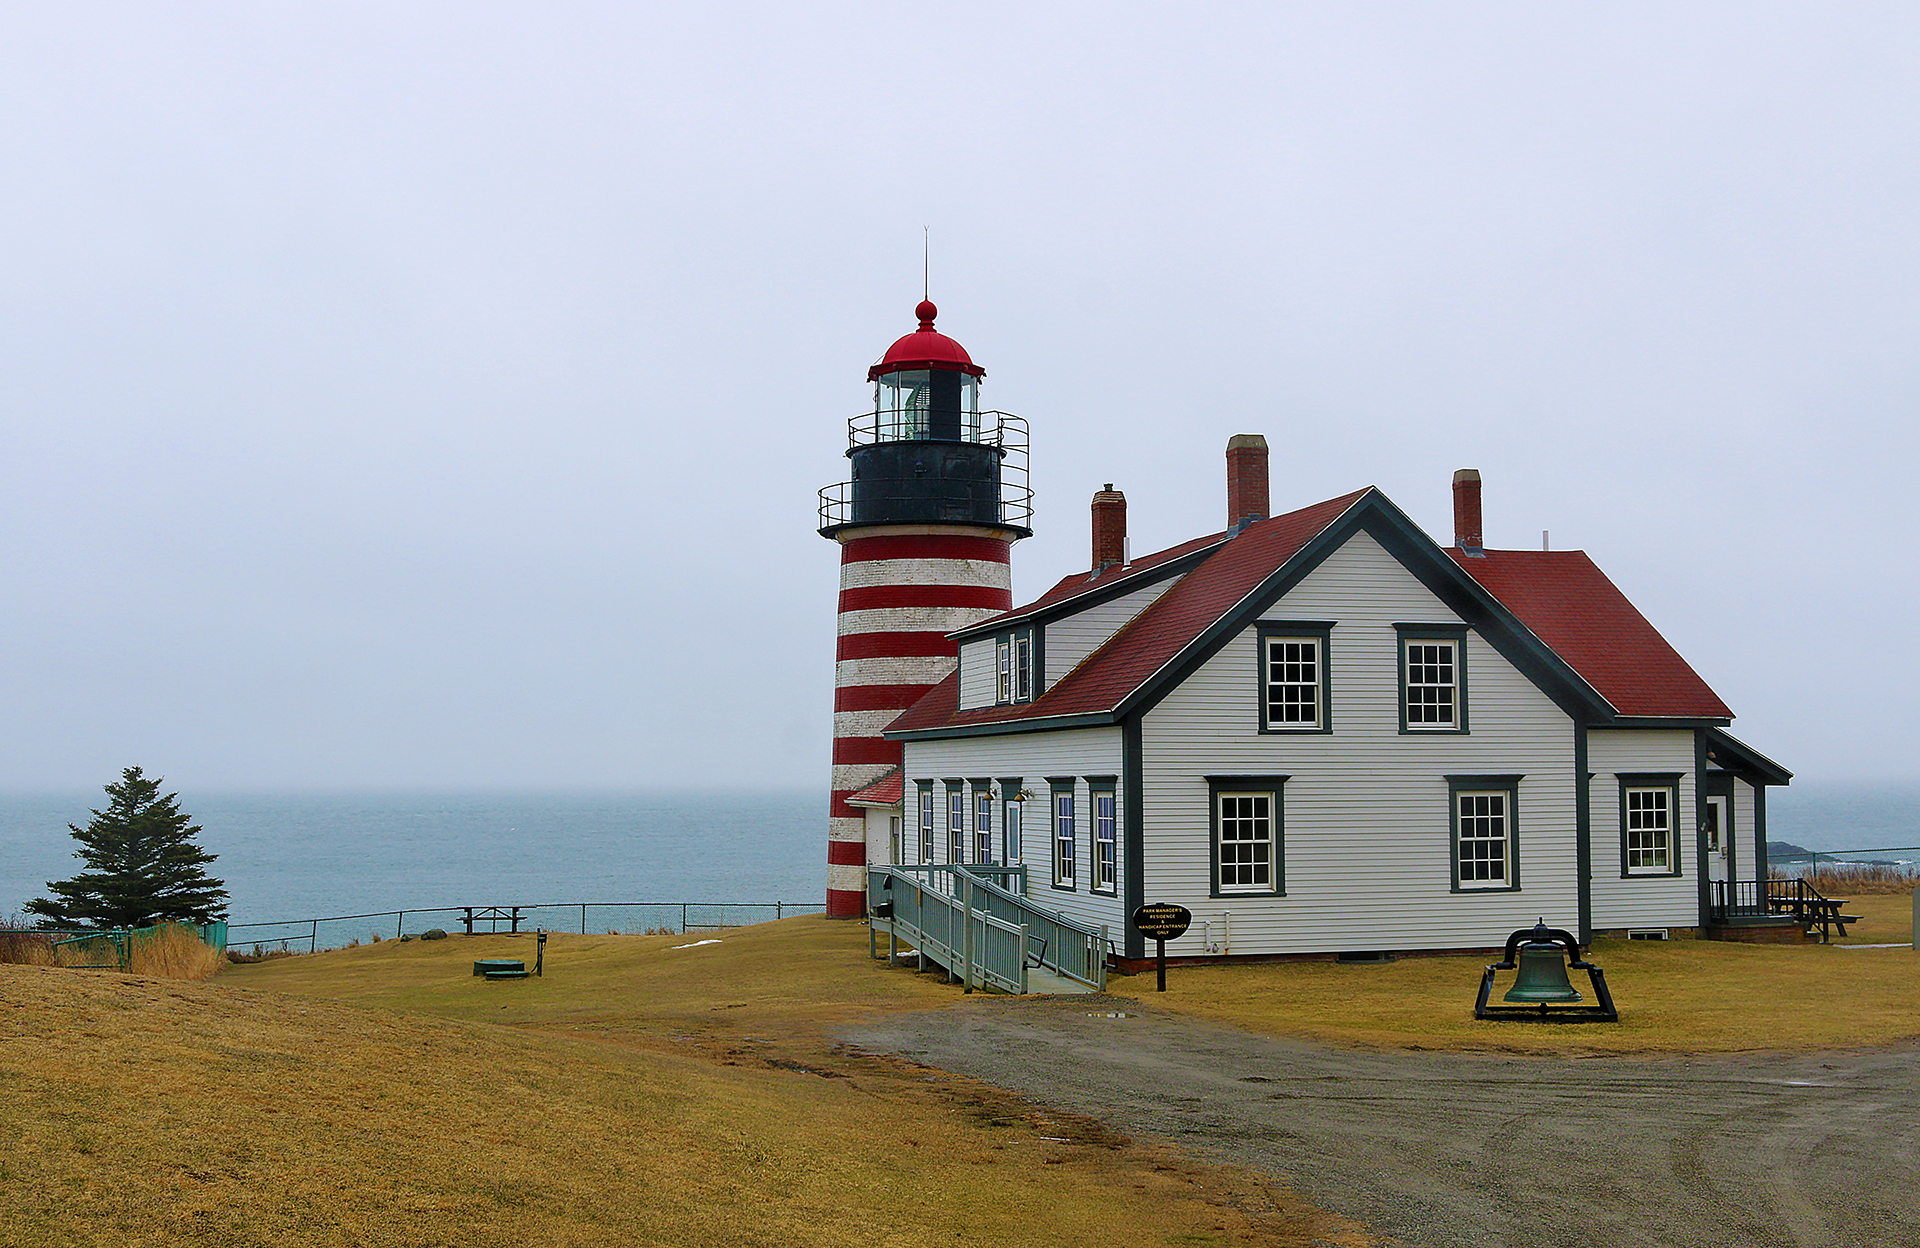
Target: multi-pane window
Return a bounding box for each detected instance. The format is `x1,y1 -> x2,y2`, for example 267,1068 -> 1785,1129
1216,792 -> 1274,892
1093,789 -> 1117,893
1004,800 -> 1023,864
1264,637 -> 1321,728
948,786 -> 967,863
1626,787 -> 1672,873
1053,790 -> 1076,887
917,785 -> 934,863
995,632 -> 1036,704
975,791 -> 993,864
1404,640 -> 1458,728
1455,791 -> 1510,888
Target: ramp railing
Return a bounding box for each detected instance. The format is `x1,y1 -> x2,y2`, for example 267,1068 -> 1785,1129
867,864 -> 1108,992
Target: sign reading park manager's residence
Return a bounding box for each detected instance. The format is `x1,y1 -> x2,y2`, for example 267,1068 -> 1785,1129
1132,903 -> 1192,942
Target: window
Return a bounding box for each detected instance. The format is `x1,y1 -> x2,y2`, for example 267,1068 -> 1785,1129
999,777 -> 1024,865
916,782 -> 934,863
946,781 -> 966,863
1396,624 -> 1470,733
1090,780 -> 1117,894
994,629 -> 1039,704
974,785 -> 993,864
888,815 -> 901,865
1448,775 -> 1521,892
1049,778 -> 1076,889
1617,773 -> 1683,877
1258,622 -> 1334,732
1207,776 -> 1287,896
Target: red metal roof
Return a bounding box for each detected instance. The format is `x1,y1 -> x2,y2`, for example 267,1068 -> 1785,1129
887,487 -> 1734,737
868,300 -> 985,380
962,530 -> 1232,634
844,767 -> 904,807
888,491 -> 1369,732
1446,548 -> 1732,720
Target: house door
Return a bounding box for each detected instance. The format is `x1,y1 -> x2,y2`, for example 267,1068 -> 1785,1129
1704,796 -> 1731,883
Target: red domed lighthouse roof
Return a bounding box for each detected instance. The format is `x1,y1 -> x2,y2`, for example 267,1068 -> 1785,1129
868,301 -> 986,381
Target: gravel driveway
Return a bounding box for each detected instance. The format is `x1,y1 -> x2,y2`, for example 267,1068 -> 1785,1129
846,995 -> 1920,1248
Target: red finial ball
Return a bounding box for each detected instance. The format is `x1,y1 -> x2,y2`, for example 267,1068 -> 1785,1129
915,299 -> 938,328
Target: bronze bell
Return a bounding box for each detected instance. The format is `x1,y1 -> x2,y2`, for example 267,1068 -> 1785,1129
1503,927 -> 1583,1004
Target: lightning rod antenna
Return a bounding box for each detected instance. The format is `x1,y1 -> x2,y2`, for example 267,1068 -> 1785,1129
923,227 -> 929,301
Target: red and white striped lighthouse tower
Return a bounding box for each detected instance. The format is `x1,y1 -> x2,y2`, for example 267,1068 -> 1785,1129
817,302 -> 1032,917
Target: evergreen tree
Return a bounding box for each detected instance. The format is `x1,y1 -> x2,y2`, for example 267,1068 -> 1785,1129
26,767 -> 228,928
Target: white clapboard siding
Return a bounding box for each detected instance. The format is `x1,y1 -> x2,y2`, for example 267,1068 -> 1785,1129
1588,728 -> 1699,929
864,806 -> 901,867
1733,778 -> 1759,878
905,728 -> 1127,938
1042,580 -> 1179,692
958,637 -> 999,710
1139,530 -> 1579,956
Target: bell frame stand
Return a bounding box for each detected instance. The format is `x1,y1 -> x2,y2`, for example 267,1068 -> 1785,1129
1473,923 -> 1619,1023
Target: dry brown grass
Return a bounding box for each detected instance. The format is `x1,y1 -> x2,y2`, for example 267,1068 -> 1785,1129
2,918 -> 1383,1248
1107,894 -> 1920,1056
0,924 -> 55,966
1800,865 -> 1919,895
125,924 -> 222,980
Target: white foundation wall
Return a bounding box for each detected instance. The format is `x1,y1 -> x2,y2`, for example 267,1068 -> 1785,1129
1140,530 -> 1580,957
1587,728 -> 1700,929
902,727 -> 1127,939
1042,579 -> 1179,690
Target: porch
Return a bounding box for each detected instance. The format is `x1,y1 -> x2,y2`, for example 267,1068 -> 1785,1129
866,864 -> 1109,994
1708,878 -> 1860,944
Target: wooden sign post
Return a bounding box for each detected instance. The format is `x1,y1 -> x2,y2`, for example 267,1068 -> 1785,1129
1131,903 -> 1192,992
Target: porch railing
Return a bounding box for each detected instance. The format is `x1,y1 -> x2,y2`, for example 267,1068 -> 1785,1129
866,864 -> 1109,993
1709,878 -> 1850,943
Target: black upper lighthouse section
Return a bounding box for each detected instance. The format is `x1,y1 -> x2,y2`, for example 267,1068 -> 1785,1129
818,301 -> 1032,538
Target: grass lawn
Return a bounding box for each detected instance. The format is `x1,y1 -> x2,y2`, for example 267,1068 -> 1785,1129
1106,891 -> 1920,1056
1,918 -> 1379,1248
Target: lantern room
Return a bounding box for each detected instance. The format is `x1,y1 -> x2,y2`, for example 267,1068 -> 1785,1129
818,301 -> 1031,538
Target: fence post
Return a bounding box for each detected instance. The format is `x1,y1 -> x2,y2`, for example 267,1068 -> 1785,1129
681,902 -> 688,934
310,919 -> 318,954
397,910 -> 404,940
777,901 -> 783,920
961,874 -> 974,994
581,904 -> 587,935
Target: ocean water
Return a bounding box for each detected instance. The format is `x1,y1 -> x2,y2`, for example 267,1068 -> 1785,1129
3,782 -> 1913,943
0,789 -> 824,942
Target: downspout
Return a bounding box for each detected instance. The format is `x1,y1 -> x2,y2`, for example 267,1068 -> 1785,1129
1575,722 -> 1592,945
1694,729 -> 1711,930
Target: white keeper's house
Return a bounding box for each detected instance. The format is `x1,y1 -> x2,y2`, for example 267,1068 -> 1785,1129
844,434 -> 1791,966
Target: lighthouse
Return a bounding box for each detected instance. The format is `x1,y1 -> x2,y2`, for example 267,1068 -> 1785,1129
817,301 -> 1032,917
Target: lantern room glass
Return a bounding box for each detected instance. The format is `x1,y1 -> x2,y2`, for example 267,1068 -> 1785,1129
875,369 -> 980,442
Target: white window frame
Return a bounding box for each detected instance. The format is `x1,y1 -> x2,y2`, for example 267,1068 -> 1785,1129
1262,635 -> 1323,730
947,784 -> 967,863
995,639 -> 1013,703
1454,790 -> 1512,890
1403,638 -> 1459,729
916,784 -> 934,863
1092,786 -> 1117,894
1051,786 -> 1076,889
1625,785 -> 1675,875
1212,785 -> 1282,896
974,789 -> 993,864
1013,633 -> 1034,702
1003,799 -> 1023,865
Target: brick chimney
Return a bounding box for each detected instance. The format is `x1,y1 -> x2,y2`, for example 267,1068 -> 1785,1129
1226,434 -> 1269,531
1091,484 -> 1126,571
1453,468 -> 1484,555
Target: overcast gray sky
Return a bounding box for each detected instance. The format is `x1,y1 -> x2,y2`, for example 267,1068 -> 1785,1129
0,3 -> 1913,792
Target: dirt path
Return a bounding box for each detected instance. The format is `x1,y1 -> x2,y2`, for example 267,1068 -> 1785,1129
845,995 -> 1920,1248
